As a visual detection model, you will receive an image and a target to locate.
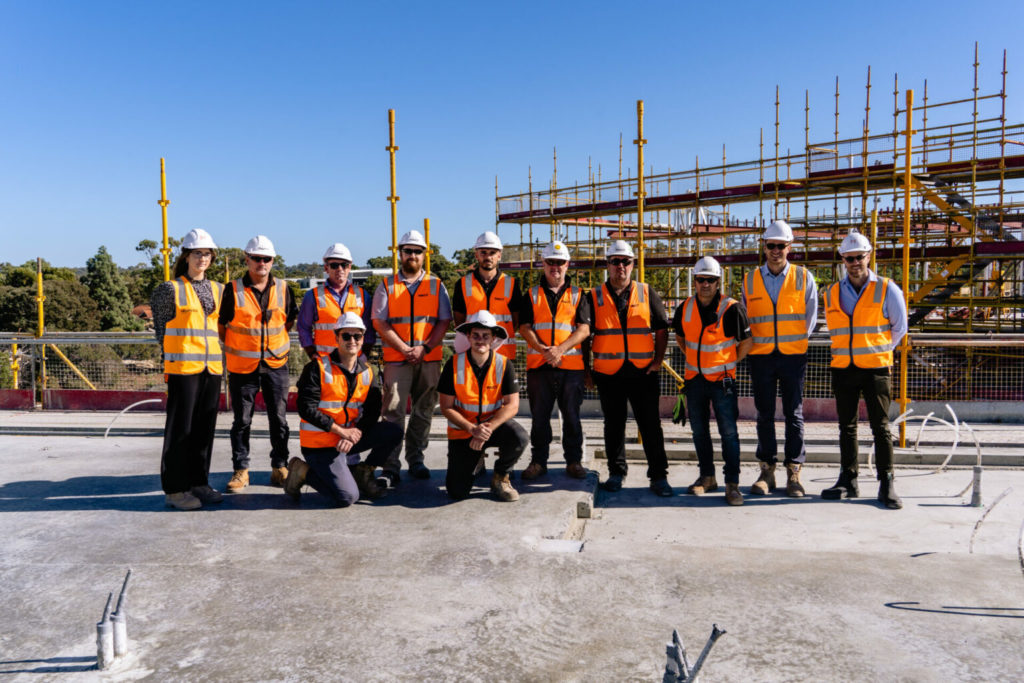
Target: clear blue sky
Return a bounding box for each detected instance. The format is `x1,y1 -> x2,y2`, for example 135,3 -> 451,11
2,0 -> 1021,268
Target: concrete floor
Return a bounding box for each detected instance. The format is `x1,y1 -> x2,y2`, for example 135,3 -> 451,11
0,412 -> 1022,681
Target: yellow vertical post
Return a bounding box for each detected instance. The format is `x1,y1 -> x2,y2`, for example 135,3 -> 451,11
10,343 -> 18,389
158,158 -> 171,281
899,89 -> 914,447
224,254 -> 230,285
386,109 -> 400,276
869,209 -> 878,272
423,218 -> 431,275
634,100 -> 646,283
36,258 -> 46,391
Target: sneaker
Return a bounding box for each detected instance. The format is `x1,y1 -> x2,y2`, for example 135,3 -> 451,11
649,478 -> 674,497
490,472 -> 520,502
226,469 -> 249,492
351,462 -> 385,500
601,474 -> 624,492
687,476 -> 718,495
270,466 -> 289,488
409,462 -> 431,480
165,491 -> 201,511
284,457 -> 308,501
190,485 -> 223,504
565,462 -> 587,479
375,470 -> 401,490
521,462 -> 547,480
725,483 -> 744,506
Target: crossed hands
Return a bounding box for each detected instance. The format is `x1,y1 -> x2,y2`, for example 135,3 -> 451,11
468,421 -> 493,451
403,345 -> 426,365
538,344 -> 563,368
335,427 -> 363,454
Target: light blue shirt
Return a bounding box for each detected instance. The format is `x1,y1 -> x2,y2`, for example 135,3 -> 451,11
837,270 -> 908,348
742,262 -> 819,336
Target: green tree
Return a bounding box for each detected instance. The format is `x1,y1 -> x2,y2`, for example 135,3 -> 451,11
0,260 -> 77,288
0,280 -> 102,332
82,246 -> 143,331
126,237 -> 181,305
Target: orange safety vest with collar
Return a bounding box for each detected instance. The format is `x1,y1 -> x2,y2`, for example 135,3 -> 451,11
163,277 -> 224,375
299,358 -> 374,449
743,265 -> 810,355
824,278 -> 893,369
678,296 -> 740,382
383,273 -> 444,363
446,351 -> 508,440
590,282 -> 654,375
527,285 -> 584,370
312,282 -> 366,356
460,272 -> 517,359
224,278 -> 290,374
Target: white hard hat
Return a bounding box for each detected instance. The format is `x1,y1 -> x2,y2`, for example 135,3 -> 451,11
398,230 -> 428,248
838,228 -> 872,254
473,231 -> 503,250
322,243 -> 353,262
244,235 -> 276,257
333,311 -> 366,332
606,240 -> 636,259
693,256 -> 723,278
454,310 -> 508,340
181,228 -> 217,250
763,220 -> 794,242
541,241 -> 570,261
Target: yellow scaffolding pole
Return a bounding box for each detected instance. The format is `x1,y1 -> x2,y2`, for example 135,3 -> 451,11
899,89 -> 914,447
10,343 -> 17,389
48,344 -> 97,391
424,217 -> 431,275
36,258 -> 46,391
387,109 -> 400,276
158,158 -> 171,282
634,100 -> 647,283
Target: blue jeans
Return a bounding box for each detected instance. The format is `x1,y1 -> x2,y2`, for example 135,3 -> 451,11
526,368 -> 585,465
747,352 -> 807,465
685,374 -> 741,484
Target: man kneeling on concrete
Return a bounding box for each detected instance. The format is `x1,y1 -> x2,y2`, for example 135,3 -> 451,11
287,312 -> 403,506
439,311 -> 527,502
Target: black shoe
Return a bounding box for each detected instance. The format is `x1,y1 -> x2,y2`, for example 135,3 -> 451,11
409,462 -> 431,480
821,470 -> 859,500
878,472 -> 903,510
375,470 -> 401,489
601,474 -> 624,492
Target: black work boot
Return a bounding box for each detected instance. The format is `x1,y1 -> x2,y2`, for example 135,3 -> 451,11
877,472 -> 903,510
821,470 -> 859,500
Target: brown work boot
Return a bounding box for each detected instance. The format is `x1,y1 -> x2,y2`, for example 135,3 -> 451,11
490,472 -> 520,502
565,462 -> 587,479
687,476 -> 718,496
749,462 -> 776,495
351,462 -> 385,500
785,463 -> 806,498
521,462 -> 547,480
270,465 -> 289,488
725,483 -> 744,506
283,457 -> 308,501
226,469 -> 249,492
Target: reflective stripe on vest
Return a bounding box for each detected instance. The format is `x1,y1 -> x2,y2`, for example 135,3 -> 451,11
460,272 -> 517,359
312,282 -> 365,355
526,285 -> 583,370
383,274 -> 444,363
743,265 -> 809,355
163,277 -> 224,375
447,352 -> 508,439
824,278 -> 894,369
299,359 -> 374,448
678,296 -> 739,381
591,282 -> 654,375
224,279 -> 290,373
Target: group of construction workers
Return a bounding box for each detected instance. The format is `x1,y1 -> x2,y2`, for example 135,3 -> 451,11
153,219 -> 907,512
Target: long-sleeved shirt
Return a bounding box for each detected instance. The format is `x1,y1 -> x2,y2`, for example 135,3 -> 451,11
296,280 -> 375,349
742,262 -> 819,336
296,352 -> 383,435
837,270 -> 908,348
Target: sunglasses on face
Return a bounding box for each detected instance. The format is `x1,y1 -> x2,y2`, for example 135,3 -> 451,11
326,261 -> 351,270
544,259 -> 567,267
694,276 -> 719,284
249,255 -> 273,264
339,332 -> 363,342
608,258 -> 632,267
844,254 -> 866,263
401,248 -> 424,256
765,243 -> 788,251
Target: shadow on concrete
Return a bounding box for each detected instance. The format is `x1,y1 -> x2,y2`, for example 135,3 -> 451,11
594,487 -> 832,509
885,602 -> 1024,619
0,656 -> 95,674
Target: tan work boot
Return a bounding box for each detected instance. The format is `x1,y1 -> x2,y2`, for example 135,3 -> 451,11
351,462 -> 384,500
165,491 -> 201,511
284,457 -> 308,501
490,472 -> 520,502
226,469 -> 249,492
785,463 -> 806,498
270,466 -> 289,488
521,462 -> 547,480
725,482 -> 744,506
687,476 -> 718,496
750,462 -> 776,495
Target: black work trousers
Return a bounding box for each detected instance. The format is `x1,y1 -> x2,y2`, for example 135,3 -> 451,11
161,371 -> 221,494
300,421 -> 403,507
229,364 -> 290,470
445,421 -> 528,501
748,352 -> 808,465
526,368 -> 585,465
594,369 -> 669,481
832,366 -> 894,478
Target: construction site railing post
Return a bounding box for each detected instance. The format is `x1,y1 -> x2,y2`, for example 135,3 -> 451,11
900,89 -> 914,447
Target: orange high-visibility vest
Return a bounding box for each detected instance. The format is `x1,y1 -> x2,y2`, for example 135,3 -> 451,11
460,272 -> 517,359
163,277 -> 224,375
312,282 -> 366,356
224,278 -> 290,374
526,284 -> 583,370
824,278 -> 894,369
446,351 -> 508,440
590,282 -> 654,375
743,265 -> 810,355
383,274 -> 444,363
299,358 -> 374,448
679,295 -> 739,382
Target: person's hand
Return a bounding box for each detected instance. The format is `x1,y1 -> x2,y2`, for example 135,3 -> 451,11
469,436 -> 486,451
584,369 -> 595,390
540,345 -> 563,367
343,427 -> 362,444
472,422 -> 493,441
645,359 -> 662,374
336,437 -> 355,454
405,345 -> 425,364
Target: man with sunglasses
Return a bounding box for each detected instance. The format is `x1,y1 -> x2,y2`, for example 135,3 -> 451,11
218,235 -> 298,492
452,231 -> 523,360
297,242 -> 374,361
822,229 -> 907,509
742,220 -> 817,498
518,241 -> 592,481
371,229 -> 453,486
673,256 -> 753,505
586,240 -> 673,497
